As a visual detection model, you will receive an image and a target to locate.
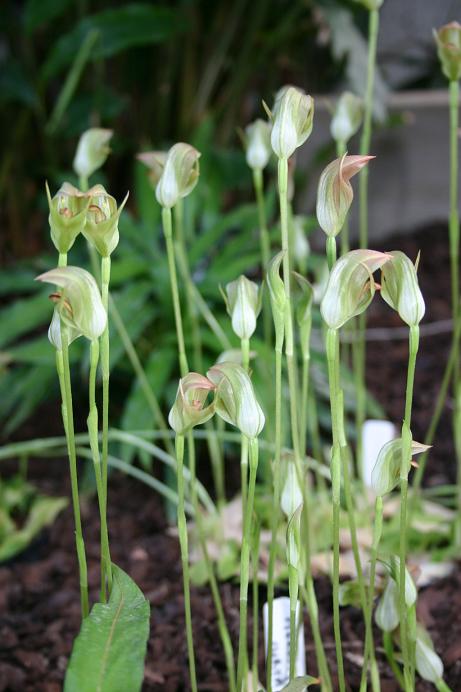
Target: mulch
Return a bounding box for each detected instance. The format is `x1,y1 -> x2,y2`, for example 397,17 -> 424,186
1,223 -> 460,691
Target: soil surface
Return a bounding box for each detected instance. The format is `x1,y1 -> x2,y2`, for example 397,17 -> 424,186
1,223 -> 460,691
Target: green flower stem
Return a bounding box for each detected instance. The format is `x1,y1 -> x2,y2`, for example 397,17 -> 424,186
252,167 -> 271,344
173,200 -> 226,508
108,294 -> 175,458
164,205 -> 236,688
383,631 -> 405,690
174,200 -> 202,370
56,250 -> 88,618
326,236 -> 337,271
100,255 -> 112,596
325,329 -> 347,692
266,341 -> 283,692
241,336 -> 250,510
187,434 -> 237,692
412,302 -> 461,493
175,434 -> 198,692
356,6 -> 380,467
87,339 -> 112,602
237,437 -> 259,691
360,496 -> 383,692
252,522 -> 261,692
58,328 -> 89,619
278,157 -> 331,689
398,325 -> 419,689
449,79 -> 461,544
288,560 -> 299,681
326,327 -> 378,691
162,206 -> 188,376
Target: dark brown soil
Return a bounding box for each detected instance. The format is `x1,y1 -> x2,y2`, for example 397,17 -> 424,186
1,223 -> 460,691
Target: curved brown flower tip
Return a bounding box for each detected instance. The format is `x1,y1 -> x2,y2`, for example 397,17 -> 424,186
168,372 -> 216,435
136,151 -> 167,188
317,154 -> 375,238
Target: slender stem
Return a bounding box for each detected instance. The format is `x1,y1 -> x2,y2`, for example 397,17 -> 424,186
174,200 -> 226,507
167,205 -> 235,686
278,157 -> 331,689
187,431 -> 237,691
288,561 -> 299,681
58,330 -> 89,618
87,339 -> 112,601
241,337 -> 250,511
162,206 -> 188,376
413,302 -> 461,492
100,255 -> 112,595
108,295 -> 175,457
174,199 -> 202,371
266,344 -> 283,692
398,326 -> 419,688
237,437 -> 259,691
383,631 -> 405,690
325,329 -> 346,692
361,496 -> 383,692
175,434 -> 197,692
252,167 -> 271,344
448,80 -> 461,544
252,522 -> 261,692
356,6 -> 380,466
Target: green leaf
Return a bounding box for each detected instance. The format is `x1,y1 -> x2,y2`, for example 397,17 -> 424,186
0,495 -> 67,562
24,0 -> 74,33
42,5 -> 185,80
281,676 -> 319,691
0,292 -> 51,349
64,564 -> 150,692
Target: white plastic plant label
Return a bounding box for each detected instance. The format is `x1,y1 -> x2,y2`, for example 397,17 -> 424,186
362,419 -> 396,488
263,597 -> 306,691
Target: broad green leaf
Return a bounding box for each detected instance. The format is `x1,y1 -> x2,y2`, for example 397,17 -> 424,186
0,292 -> 52,348
42,5 -> 185,80
0,495 -> 67,562
24,0 -> 74,33
281,676 -> 319,691
64,564 -> 150,692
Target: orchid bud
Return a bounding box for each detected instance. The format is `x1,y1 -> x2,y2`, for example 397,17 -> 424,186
270,85 -> 314,159
434,22 -> 461,81
321,249 -> 391,329
155,142 -> 200,209
82,185 -> 128,257
388,555 -> 417,608
281,458 -> 303,519
73,128 -> 113,180
415,628 -> 444,683
330,92 -> 364,144
286,505 -> 303,570
168,372 -> 216,435
317,155 -> 374,238
375,577 -> 399,632
380,251 -> 425,327
207,362 -> 265,439
294,273 -> 314,359
292,215 -> 310,273
371,438 -> 430,496
36,266 -> 107,346
244,119 -> 272,170
136,151 -> 167,188
46,182 -> 88,254
222,275 -> 261,340
266,251 -> 287,338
